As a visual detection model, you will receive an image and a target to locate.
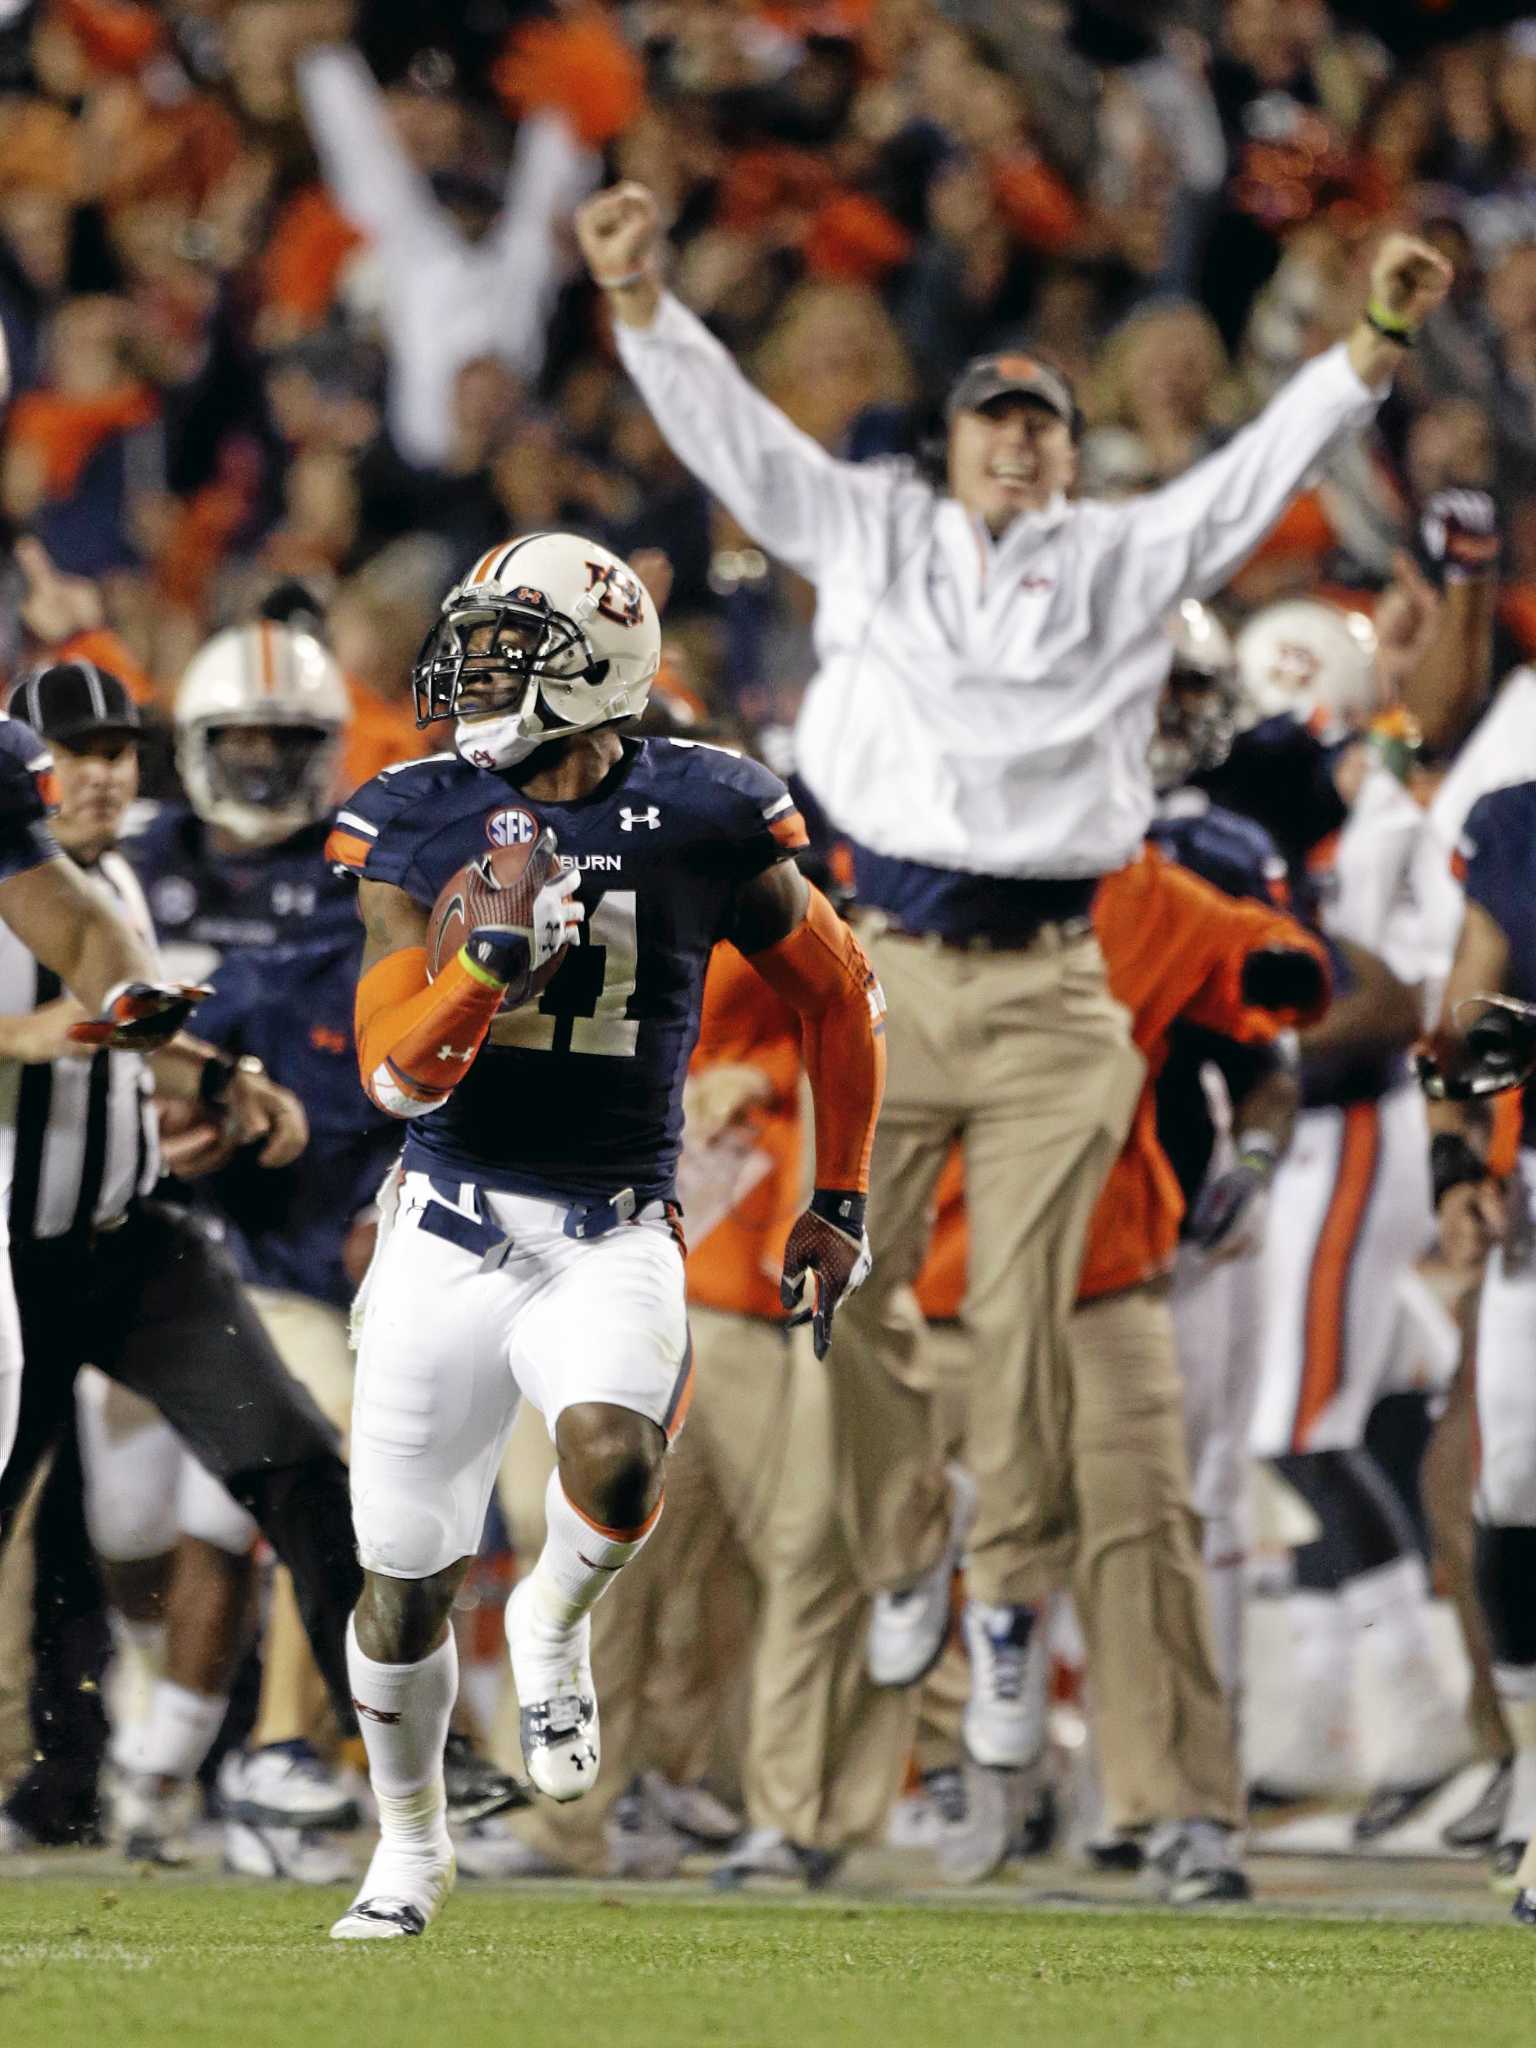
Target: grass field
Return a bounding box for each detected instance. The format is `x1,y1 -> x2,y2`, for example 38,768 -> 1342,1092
2,1878 -> 1534,2048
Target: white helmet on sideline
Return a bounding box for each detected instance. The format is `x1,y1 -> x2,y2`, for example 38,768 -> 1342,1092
176,623 -> 349,846
1234,597 -> 1379,731
413,532 -> 661,773
1151,600 -> 1239,792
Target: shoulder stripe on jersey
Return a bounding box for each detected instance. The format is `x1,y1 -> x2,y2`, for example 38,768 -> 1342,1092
379,752 -> 456,777
336,810 -> 379,837
326,828 -> 372,872
762,793 -> 794,820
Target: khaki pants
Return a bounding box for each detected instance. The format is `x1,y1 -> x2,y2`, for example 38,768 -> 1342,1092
832,923 -> 1143,1604
915,1287 -> 1239,1830
514,1306 -> 911,1868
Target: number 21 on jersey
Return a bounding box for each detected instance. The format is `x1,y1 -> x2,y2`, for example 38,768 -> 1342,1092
490,891 -> 639,1058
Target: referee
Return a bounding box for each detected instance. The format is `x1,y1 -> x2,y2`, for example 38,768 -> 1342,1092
0,663 -> 364,1799
578,186 -> 1452,1754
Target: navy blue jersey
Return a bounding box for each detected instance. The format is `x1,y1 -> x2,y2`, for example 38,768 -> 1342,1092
0,715 -> 62,882
1193,712 -> 1348,902
122,805 -> 398,1307
1459,781 -> 1536,1000
329,737 -> 807,1205
1149,796 -> 1289,907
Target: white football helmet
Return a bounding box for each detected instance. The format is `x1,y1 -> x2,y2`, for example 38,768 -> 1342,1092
414,533 -> 661,772
1151,600 -> 1239,792
176,623 -> 350,846
1234,597 -> 1379,732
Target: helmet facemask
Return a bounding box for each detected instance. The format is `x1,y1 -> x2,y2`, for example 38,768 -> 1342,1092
185,716 -> 344,846
1150,662 -> 1240,795
415,588 -> 637,772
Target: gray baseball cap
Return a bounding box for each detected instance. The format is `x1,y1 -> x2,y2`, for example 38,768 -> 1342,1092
945,351 -> 1077,428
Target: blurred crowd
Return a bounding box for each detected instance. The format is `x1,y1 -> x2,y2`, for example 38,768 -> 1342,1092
4,0 -> 1536,746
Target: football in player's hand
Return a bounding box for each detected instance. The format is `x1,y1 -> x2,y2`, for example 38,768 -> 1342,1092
426,837 -> 570,1010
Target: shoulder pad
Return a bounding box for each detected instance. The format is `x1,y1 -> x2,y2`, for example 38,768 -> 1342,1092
1150,802 -> 1286,907
651,738 -> 809,858
325,753 -> 462,884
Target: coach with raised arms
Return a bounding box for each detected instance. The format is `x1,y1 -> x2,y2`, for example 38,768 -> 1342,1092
577,183 -> 1450,1763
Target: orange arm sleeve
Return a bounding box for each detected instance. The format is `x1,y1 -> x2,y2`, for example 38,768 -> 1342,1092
355,946 -> 505,1119
744,888 -> 886,1194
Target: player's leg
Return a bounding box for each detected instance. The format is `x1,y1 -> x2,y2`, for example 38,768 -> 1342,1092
1069,1282 -> 1246,1903
335,1176 -> 527,1937
71,1206 -> 361,1732
956,936 -> 1141,1770
1471,1219 -> 1536,1892
504,1208 -> 691,1805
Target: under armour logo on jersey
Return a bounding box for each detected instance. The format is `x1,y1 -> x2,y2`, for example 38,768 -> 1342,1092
620,806 -> 660,832
438,1043 -> 475,1063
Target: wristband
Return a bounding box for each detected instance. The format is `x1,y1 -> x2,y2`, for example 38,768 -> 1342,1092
1234,1130 -> 1280,1180
1430,1130 -> 1486,1210
1365,297 -> 1417,346
199,1050 -> 263,1108
810,1188 -> 866,1237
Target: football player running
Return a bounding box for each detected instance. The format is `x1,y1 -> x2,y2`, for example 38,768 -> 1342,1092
326,532 -> 886,1939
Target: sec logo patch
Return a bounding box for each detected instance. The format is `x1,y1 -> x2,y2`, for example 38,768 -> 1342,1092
485,806 -> 539,848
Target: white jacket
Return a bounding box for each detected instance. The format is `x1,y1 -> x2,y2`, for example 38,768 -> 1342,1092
617,295 -> 1382,879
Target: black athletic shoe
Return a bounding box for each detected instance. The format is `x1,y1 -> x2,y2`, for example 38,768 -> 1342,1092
443,1732 -> 530,1825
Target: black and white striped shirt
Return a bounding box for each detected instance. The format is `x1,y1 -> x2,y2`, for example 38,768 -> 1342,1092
0,851 -> 160,1244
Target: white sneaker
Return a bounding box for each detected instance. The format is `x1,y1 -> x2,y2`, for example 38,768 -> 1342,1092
219,1742 -> 360,1830
224,1819 -> 355,1885
640,1772 -> 741,1846
961,1601 -> 1044,1770
330,1838 -> 455,1939
923,1765 -> 1010,1887
1144,1820 -> 1251,1905
506,1579 -> 600,1802
867,1467 -> 977,1688
110,1769 -> 197,1867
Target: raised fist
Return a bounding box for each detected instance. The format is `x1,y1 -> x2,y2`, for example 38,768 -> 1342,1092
1368,232 -> 1453,331
575,182 -> 663,291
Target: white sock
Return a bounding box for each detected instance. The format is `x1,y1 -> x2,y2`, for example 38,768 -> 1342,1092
524,1469 -> 660,1639
1271,1591 -> 1354,1776
126,1679 -> 228,1782
112,1612 -> 167,1672
346,1617 -> 456,1855
1496,1677 -> 1536,1839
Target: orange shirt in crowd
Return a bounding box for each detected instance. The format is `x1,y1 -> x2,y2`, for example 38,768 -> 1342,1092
339,676 -> 434,791
683,941 -> 805,1323
915,845 -> 1329,1315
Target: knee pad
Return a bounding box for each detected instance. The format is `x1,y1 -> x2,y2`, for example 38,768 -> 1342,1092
177,1455 -> 259,1557
76,1388 -> 180,1563
351,1482 -> 458,1580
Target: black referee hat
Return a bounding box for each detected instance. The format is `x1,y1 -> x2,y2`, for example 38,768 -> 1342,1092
7,661 -> 143,746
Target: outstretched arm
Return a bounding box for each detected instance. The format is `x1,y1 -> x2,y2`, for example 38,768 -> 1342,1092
296,43 -> 438,250
1119,233 -> 1452,608
727,861 -> 886,1354
577,183 -> 893,583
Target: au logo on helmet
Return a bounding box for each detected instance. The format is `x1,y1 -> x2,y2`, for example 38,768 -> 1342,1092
585,560 -> 645,628
486,806 -> 540,848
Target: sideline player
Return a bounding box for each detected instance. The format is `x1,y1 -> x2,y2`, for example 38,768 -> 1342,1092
325,531 -> 887,1938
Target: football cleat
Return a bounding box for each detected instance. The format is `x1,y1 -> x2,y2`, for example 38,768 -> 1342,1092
330,1841 -> 455,1940
506,1579 -> 600,1803
866,1466 -> 976,1689
961,1600 -> 1045,1771
454,1818 -> 572,1881
442,1732 -> 530,1825
639,1772 -> 741,1847
110,1769 -> 197,1868
219,1741 -> 360,1831
607,1778 -> 687,1880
